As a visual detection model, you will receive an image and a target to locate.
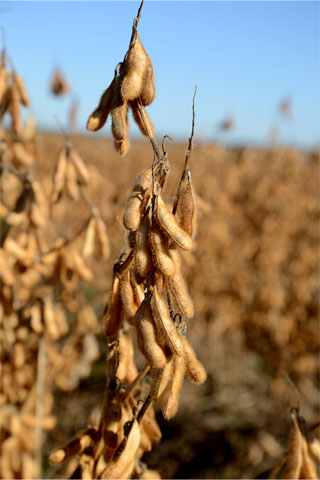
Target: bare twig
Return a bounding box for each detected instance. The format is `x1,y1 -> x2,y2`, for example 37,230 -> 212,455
121,364 -> 150,402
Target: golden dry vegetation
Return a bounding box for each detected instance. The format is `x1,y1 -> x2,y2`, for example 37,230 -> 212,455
0,3 -> 319,478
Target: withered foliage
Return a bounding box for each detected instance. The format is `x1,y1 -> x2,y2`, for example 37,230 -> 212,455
0,49 -> 110,479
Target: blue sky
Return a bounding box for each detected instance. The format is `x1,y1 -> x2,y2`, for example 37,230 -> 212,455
1,1 -> 319,147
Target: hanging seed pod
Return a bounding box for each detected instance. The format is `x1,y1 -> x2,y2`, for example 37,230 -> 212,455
307,429 -> 320,462
114,137 -> 129,157
120,269 -> 139,324
300,436 -> 318,479
140,405 -> 162,446
150,221 -> 175,277
281,409 -> 303,479
129,100 -> 154,136
8,83 -> 23,135
159,353 -> 186,420
12,142 -> 34,166
0,64 -> 9,103
51,147 -> 67,203
135,212 -> 153,277
155,195 -> 193,250
13,71 -> 29,107
101,419 -> 140,480
168,248 -> 194,319
111,77 -> 129,156
23,114 -> 36,141
70,148 -> 90,185
155,357 -> 174,400
103,273 -> 123,337
140,56 -> 156,106
135,299 -> 167,369
87,75 -> 117,131
43,297 -> 60,341
82,217 -> 97,258
123,167 -> 152,231
95,217 -> 110,259
71,252 -> 93,282
121,34 -> 148,101
49,427 -> 98,464
183,338 -> 207,384
151,287 -> 184,356
130,270 -> 145,308
66,160 -> 80,201
117,330 -> 138,383
177,171 -> 197,239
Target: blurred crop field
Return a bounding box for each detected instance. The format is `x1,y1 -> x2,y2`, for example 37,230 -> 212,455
29,132 -> 319,479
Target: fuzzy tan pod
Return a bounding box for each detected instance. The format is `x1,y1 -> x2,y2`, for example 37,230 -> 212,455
87,75 -> 116,132
121,34 -> 148,102
135,299 -> 167,369
177,171 -> 198,239
103,273 -> 123,337
13,71 -> 29,107
140,56 -> 156,106
155,195 -> 194,251
123,167 -> 152,231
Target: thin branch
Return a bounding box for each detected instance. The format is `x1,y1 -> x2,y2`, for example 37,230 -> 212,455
172,86 -> 197,215
121,364 -> 150,402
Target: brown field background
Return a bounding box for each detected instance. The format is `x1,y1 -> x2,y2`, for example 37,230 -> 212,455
29,132 -> 319,479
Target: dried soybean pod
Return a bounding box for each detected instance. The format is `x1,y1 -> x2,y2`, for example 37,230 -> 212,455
71,252 -> 93,281
177,171 -> 197,239
135,212 -> 153,277
123,167 -> 152,231
130,270 -> 145,307
300,437 -> 317,479
140,56 -> 156,106
121,34 -> 148,101
70,148 -> 90,184
120,269 -> 138,324
111,77 -> 129,141
114,137 -> 129,157
150,221 -> 175,277
183,337 -> 207,384
129,100 -> 154,136
160,354 -> 186,420
140,405 -> 162,445
49,427 -> 98,464
95,217 -> 110,259
156,357 -> 174,400
82,217 -> 97,258
168,248 -> 194,319
13,71 -> 29,107
281,409 -> 303,479
307,430 -> 320,463
66,160 -> 80,201
0,65 -> 9,103
135,299 -> 167,369
151,287 -> 184,356
155,195 -> 193,250
51,147 -> 67,203
9,84 -> 23,135
101,420 -> 140,479
86,75 -> 116,131
103,273 -> 123,337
